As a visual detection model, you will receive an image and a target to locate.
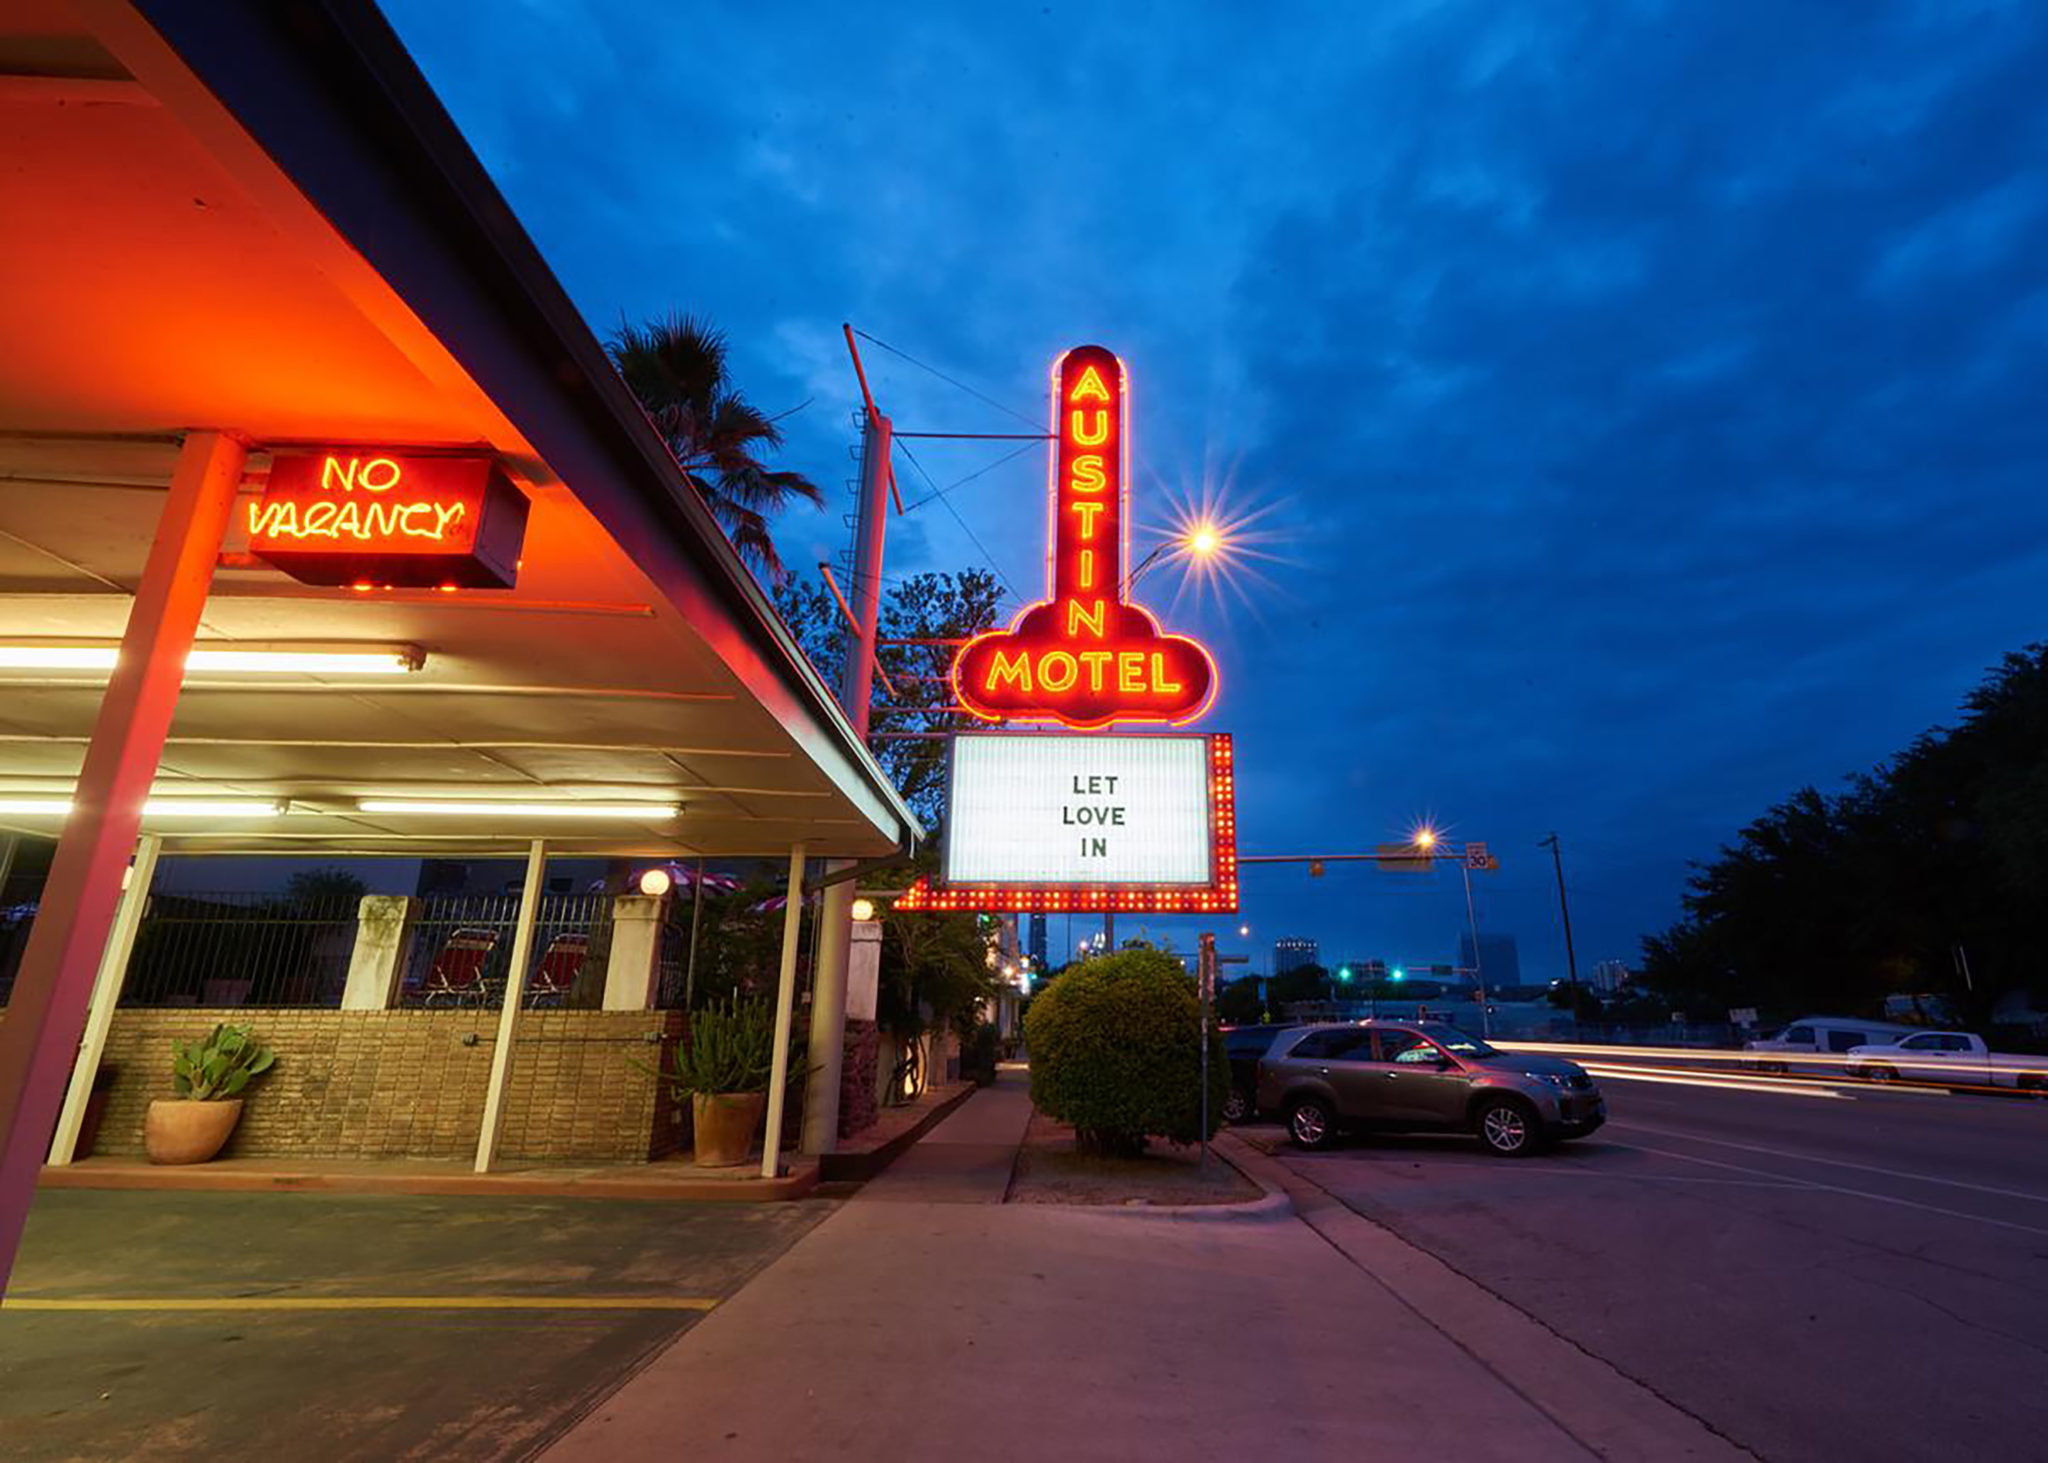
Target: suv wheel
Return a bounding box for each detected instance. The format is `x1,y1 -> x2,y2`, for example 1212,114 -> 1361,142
1863,1063 -> 1897,1084
1475,1097 -> 1539,1157
1221,1087 -> 1250,1124
1288,1096 -> 1336,1151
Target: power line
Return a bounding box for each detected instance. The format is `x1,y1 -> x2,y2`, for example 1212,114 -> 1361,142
850,328 -> 1042,431
893,437 -> 1020,602
903,440 -> 1040,513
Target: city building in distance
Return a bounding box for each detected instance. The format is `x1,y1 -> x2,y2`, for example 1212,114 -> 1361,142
1590,959 -> 1632,993
1274,936 -> 1318,974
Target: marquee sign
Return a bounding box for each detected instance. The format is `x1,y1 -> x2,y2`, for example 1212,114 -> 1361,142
895,733 -> 1238,914
952,346 -> 1215,729
247,451 -> 530,589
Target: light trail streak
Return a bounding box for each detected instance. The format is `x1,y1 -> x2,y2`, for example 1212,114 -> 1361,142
1577,1064 -> 1850,1099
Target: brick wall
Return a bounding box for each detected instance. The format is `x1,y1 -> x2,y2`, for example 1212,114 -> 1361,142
88,1008 -> 685,1163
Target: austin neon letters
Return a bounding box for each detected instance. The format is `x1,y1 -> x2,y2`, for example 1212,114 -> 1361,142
952,345 -> 1215,728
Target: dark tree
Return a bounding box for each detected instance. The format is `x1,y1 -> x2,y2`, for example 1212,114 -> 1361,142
775,567 -> 1006,831
610,314 -> 823,583
1640,644 -> 2048,1026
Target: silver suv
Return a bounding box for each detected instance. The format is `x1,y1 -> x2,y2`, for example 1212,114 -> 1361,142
1255,1021 -> 1605,1157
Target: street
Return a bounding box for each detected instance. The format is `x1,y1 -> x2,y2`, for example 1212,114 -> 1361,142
1261,1063 -> 2048,1463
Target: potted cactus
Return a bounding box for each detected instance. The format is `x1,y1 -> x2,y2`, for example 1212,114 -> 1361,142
145,1023 -> 276,1165
636,993 -> 783,1168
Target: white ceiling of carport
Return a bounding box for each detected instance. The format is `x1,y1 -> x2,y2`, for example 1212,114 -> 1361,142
0,11 -> 893,859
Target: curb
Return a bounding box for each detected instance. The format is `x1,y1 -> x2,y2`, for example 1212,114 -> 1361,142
37,1158 -> 819,1203
818,1081 -> 979,1183
1040,1133 -> 1295,1221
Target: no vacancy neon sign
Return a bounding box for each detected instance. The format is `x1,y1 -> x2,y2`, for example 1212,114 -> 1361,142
951,346 -> 1215,728
247,451 -> 530,589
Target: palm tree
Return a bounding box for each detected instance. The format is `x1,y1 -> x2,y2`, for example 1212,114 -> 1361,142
609,313 -> 823,582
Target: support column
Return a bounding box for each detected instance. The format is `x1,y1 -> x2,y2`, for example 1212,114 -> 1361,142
474,840 -> 546,1173
340,895 -> 419,1010
0,430 -> 244,1294
761,843 -> 806,1180
601,893 -> 666,1009
801,409 -> 891,1155
47,835 -> 161,1165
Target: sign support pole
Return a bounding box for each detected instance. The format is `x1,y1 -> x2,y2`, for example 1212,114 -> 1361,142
803,405 -> 891,1156
1461,858 -> 1491,1040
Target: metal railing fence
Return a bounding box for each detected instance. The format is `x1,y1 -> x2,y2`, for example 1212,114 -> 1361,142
121,891 -> 361,1008
399,890 -> 612,1009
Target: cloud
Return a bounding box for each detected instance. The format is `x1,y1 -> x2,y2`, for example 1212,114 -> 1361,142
385,0 -> 2048,975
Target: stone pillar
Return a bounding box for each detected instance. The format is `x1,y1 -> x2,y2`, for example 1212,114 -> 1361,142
846,918 -> 881,1022
602,894 -> 666,1010
341,895 -> 419,1010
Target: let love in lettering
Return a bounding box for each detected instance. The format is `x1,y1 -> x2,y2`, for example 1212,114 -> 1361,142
1063,773 -> 1125,857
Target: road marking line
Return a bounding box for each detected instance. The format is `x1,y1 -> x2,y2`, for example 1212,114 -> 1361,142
0,1295 -> 721,1313
1607,1121 -> 2048,1206
1609,1141 -> 2048,1238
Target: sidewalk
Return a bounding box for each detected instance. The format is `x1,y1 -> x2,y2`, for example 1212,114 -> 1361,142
542,1069 -> 1746,1461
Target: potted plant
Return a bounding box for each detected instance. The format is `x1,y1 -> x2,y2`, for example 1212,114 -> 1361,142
145,1023 -> 276,1165
636,993 -> 781,1168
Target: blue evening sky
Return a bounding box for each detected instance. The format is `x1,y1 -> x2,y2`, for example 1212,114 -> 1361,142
384,1 -> 2048,982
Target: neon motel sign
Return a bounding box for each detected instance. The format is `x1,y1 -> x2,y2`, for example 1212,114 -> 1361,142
951,345 -> 1215,729
898,346 -> 1236,914
246,451 -> 531,589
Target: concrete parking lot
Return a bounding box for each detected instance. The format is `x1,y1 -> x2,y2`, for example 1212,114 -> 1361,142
0,1190 -> 834,1461
1254,1071 -> 2048,1463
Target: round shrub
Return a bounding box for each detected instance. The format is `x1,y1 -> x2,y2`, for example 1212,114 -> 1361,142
1023,947 -> 1230,1156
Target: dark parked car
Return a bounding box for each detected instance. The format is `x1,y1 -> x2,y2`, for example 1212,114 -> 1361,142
1255,1020 -> 1605,1156
1219,1024 -> 1298,1123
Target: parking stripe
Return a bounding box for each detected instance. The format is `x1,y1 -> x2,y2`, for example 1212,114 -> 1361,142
1,1295 -> 721,1313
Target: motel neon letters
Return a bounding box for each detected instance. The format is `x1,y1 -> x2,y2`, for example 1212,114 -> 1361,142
951,345 -> 1215,729
247,451 -> 531,589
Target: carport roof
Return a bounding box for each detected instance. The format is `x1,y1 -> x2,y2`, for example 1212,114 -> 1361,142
0,1 -> 919,860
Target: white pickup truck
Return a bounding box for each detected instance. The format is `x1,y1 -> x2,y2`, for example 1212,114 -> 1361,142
1845,1031 -> 2048,1094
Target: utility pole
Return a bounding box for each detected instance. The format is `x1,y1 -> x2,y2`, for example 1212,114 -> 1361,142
1539,833 -> 1582,1036
802,329 -> 892,1156
1460,855 -> 1491,1040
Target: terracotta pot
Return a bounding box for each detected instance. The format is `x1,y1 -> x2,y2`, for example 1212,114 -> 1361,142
691,1091 -> 766,1168
145,1098 -> 244,1165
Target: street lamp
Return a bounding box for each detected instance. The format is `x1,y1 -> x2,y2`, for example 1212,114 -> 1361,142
1412,826 -> 1438,852
1125,521 -> 1227,593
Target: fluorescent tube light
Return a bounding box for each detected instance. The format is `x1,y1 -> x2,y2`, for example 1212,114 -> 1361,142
0,645 -> 422,674
356,800 -> 680,819
0,798 -> 283,818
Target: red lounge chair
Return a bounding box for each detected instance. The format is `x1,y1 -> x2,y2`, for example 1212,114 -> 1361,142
525,931 -> 589,1006
418,927 -> 499,1006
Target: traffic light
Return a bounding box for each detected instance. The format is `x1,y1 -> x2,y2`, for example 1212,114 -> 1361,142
1390,967 -> 1406,982
1337,965 -> 1353,983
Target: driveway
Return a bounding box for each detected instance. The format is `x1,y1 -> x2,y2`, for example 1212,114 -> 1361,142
1,1190 -> 834,1461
